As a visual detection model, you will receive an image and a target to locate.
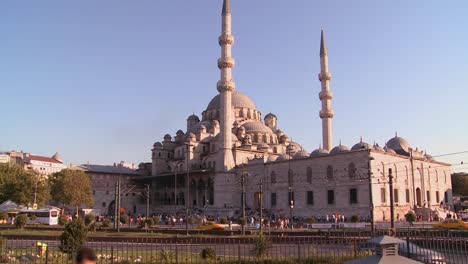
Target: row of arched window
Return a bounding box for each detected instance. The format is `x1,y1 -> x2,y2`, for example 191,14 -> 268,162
269,163 -> 358,184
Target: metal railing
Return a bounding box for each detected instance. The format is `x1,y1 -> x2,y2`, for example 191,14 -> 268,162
0,230 -> 466,264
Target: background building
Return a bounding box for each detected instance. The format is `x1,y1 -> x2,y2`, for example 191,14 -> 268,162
0,151 -> 67,176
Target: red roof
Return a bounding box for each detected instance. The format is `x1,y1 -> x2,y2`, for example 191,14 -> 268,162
29,155 -> 63,164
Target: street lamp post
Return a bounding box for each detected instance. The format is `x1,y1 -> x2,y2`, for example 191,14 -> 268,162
289,186 -> 294,230
185,143 -> 190,236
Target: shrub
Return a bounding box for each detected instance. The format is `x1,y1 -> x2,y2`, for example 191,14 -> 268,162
58,216 -> 68,226
29,214 -> 37,221
145,218 -> 154,227
84,214 -> 94,226
434,220 -> 467,230
405,212 -> 416,223
220,218 -> 228,224
200,247 -> 216,260
0,212 -> 8,221
239,217 -> 247,226
307,217 -> 317,224
59,219 -> 88,254
350,215 -> 359,223
102,219 -> 111,228
251,234 -> 271,258
159,250 -> 175,264
152,216 -> 161,225
15,214 -> 28,229
120,214 -> 129,224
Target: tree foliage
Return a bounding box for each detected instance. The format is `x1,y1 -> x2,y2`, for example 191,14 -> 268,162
0,163 -> 50,206
451,173 -> 468,196
49,169 -> 94,209
60,219 -> 88,254
15,214 -> 28,229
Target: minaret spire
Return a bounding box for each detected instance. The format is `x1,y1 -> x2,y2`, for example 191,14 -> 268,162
318,29 -> 334,151
217,0 -> 236,171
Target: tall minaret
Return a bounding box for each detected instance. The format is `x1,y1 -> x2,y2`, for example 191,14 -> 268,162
217,0 -> 236,171
318,29 -> 334,151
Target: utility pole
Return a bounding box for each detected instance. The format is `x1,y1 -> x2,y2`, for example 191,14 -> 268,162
259,177 -> 263,234
114,181 -> 118,229
185,143 -> 190,236
145,184 -> 150,218
368,154 -> 375,233
389,168 -> 395,229
241,172 -> 246,236
117,176 -> 121,233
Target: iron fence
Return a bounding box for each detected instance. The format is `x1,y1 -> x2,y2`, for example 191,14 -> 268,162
0,230 -> 467,264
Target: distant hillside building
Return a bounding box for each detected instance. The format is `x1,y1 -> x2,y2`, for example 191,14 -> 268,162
0,151 -> 66,176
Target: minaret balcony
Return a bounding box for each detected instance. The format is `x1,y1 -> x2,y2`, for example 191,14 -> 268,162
318,72 -> 332,81
319,110 -> 334,119
218,57 -> 235,69
217,80 -> 236,92
219,34 -> 234,45
319,90 -> 333,100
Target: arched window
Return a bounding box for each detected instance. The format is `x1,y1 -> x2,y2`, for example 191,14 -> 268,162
288,169 -> 294,183
273,147 -> 278,153
307,167 -> 313,183
102,202 -> 106,207
327,165 -> 334,180
253,134 -> 259,143
348,163 -> 356,179
270,171 -> 276,184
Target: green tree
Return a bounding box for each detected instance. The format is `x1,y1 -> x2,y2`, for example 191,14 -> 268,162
49,169 -> 94,217
60,219 -> 88,254
452,173 -> 468,196
0,163 -> 50,206
15,214 -> 29,229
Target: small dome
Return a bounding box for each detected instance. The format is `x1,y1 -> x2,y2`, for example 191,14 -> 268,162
187,114 -> 200,121
241,121 -> 274,134
425,154 -> 433,161
52,152 -> 63,163
310,148 -> 329,157
386,135 -> 411,154
212,120 -> 220,127
164,134 -> 172,141
286,142 -> 304,154
330,144 -> 350,154
276,153 -> 292,161
153,142 -> 163,148
264,113 -> 277,120
176,130 -> 184,135
373,143 -> 385,152
351,141 -> 372,151
293,150 -> 310,159
186,133 -> 196,142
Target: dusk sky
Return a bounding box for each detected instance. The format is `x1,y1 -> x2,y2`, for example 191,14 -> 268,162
1,1 -> 467,170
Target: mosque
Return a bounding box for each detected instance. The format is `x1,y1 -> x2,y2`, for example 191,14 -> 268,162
142,0 -> 453,221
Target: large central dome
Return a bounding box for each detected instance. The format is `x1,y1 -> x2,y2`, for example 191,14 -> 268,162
206,91 -> 257,111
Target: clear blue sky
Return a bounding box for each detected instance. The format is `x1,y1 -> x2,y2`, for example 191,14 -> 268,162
1,1 -> 467,170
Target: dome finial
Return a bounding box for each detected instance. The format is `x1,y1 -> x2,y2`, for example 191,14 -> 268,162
339,139 -> 342,146
395,131 -> 398,137
360,136 -> 363,143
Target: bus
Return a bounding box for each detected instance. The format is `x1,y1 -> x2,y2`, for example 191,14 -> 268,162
20,209 -> 60,225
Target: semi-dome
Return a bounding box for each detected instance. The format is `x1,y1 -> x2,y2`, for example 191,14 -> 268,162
241,121 -> 274,134
351,141 -> 372,151
52,152 -> 63,163
311,148 -> 329,157
386,135 -> 411,155
384,146 -> 397,154
330,144 -> 350,155
293,150 -> 310,159
276,153 -> 292,161
206,91 -> 257,111
373,143 -> 385,152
